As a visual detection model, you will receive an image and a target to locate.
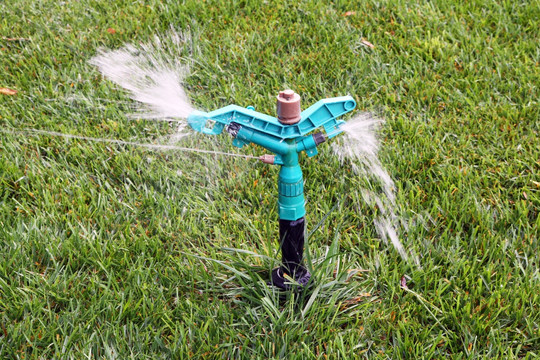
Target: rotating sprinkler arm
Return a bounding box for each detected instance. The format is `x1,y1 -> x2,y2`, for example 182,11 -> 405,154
187,95 -> 356,141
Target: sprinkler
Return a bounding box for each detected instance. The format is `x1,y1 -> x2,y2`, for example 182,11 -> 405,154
188,90 -> 356,290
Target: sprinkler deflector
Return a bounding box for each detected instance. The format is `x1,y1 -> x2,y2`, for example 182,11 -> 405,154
188,90 -> 356,290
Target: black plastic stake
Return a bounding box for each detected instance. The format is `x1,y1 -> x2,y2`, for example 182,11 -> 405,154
271,217 -> 311,290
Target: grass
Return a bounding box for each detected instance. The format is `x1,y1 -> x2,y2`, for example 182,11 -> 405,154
1,0 -> 539,358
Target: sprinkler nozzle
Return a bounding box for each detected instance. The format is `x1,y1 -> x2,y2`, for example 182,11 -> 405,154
259,154 -> 275,164
312,132 -> 326,146
226,122 -> 241,138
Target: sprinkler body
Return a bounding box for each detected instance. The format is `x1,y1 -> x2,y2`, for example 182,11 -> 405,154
188,90 -> 356,289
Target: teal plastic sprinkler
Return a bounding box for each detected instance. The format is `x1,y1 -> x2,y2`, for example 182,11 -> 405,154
188,90 -> 356,290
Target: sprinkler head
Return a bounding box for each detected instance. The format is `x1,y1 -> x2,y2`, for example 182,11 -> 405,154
185,92 -> 357,291
276,89 -> 301,125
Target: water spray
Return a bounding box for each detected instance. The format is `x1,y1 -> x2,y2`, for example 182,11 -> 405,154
188,90 -> 356,290
0,128 -> 259,160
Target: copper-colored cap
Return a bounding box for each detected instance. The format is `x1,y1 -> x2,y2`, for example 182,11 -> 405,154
276,89 -> 301,124
259,154 -> 275,164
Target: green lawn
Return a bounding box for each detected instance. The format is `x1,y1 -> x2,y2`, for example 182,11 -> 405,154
1,0 -> 539,358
